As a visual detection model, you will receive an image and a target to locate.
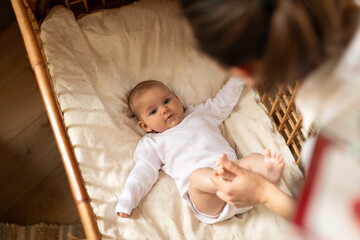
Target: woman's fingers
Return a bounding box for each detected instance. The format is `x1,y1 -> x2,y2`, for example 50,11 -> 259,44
214,187 -> 232,203
212,174 -> 252,208
217,153 -> 244,176
212,154 -> 268,207
211,169 -> 241,200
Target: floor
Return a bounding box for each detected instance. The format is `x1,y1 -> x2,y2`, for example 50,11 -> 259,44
0,22 -> 80,225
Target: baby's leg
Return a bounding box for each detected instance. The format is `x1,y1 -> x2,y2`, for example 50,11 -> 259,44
217,150 -> 284,185
188,168 -> 226,216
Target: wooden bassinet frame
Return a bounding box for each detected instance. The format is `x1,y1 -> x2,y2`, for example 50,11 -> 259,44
11,0 -> 308,238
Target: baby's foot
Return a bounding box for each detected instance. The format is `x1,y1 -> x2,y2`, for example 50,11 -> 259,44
216,153 -> 236,181
264,149 -> 285,185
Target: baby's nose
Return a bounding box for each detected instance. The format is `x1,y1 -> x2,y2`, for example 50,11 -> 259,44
161,105 -> 169,114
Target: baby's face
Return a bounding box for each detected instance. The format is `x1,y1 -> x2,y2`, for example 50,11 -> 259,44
133,85 -> 184,133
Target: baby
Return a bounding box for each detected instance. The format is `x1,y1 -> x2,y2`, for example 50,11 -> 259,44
116,77 -> 285,223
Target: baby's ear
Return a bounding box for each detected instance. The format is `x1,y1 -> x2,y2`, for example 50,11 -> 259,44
138,120 -> 152,132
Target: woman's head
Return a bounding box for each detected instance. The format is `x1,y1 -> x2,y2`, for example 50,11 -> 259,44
181,0 -> 359,93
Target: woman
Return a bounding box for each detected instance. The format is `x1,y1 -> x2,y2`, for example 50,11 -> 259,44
181,0 -> 360,238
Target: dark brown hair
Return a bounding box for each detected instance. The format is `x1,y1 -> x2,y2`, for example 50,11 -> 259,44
181,0 -> 359,94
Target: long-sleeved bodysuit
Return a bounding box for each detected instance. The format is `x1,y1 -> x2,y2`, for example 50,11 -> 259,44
116,77 -> 252,223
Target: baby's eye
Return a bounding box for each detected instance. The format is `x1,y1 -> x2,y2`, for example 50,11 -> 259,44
164,98 -> 171,104
150,109 -> 157,115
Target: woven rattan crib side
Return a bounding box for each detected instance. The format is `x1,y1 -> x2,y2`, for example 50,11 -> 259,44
259,83 -> 311,170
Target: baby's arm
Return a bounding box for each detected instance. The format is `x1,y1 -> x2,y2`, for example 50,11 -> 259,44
200,76 -> 246,125
116,141 -> 162,217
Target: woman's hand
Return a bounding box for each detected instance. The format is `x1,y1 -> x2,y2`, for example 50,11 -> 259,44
212,154 -> 296,220
212,154 -> 268,208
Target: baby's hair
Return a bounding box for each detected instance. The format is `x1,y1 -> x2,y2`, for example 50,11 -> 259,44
181,0 -> 359,94
128,80 -> 169,118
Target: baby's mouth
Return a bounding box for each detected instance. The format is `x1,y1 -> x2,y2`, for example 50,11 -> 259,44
166,114 -> 173,121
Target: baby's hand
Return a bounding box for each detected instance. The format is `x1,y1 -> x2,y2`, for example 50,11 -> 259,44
117,212 -> 131,218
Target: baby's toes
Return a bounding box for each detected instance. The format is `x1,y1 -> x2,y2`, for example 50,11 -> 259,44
264,149 -> 271,159
278,158 -> 285,167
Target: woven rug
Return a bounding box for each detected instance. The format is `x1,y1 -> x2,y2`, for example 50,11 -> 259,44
0,222 -> 85,240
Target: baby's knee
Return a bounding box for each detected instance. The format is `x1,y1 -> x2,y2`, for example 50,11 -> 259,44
190,167 -> 212,184
190,168 -> 202,183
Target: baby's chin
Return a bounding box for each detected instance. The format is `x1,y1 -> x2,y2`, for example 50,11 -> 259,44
153,114 -> 184,133
157,120 -> 181,133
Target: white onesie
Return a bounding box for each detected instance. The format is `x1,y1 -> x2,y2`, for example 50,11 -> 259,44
116,77 -> 252,223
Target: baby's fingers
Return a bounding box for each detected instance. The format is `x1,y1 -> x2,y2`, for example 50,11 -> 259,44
117,212 -> 130,218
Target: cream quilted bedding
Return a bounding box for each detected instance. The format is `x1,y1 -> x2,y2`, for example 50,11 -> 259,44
40,0 -> 303,239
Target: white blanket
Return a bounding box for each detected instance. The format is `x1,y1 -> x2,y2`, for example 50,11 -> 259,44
40,0 -> 303,239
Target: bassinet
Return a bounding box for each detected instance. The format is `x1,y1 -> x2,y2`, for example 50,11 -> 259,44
11,0 -> 309,239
